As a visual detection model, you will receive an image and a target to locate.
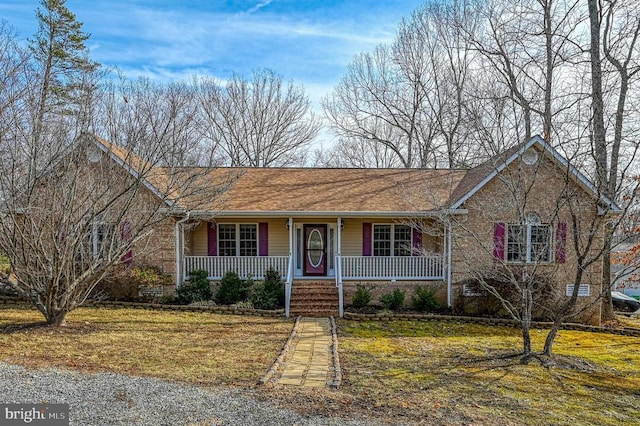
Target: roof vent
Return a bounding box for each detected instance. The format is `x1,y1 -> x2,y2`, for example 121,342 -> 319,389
522,148 -> 539,165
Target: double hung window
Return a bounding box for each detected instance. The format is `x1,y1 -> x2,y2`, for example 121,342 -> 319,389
373,224 -> 412,256
218,224 -> 258,256
506,214 -> 551,263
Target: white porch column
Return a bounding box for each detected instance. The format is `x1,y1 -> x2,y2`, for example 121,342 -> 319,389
446,220 -> 453,308
285,217 -> 293,317
174,214 -> 190,288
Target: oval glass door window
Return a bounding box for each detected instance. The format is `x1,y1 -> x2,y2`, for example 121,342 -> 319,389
307,229 -> 323,267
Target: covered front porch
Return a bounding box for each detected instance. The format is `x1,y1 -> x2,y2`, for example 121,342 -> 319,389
176,216 -> 453,317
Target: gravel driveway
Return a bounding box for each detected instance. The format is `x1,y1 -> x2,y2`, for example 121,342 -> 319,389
0,362 -> 375,426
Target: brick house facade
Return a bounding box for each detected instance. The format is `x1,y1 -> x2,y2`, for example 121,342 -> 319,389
94,135 -> 619,324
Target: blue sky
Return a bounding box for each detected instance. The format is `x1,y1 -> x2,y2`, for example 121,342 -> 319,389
1,0 -> 425,108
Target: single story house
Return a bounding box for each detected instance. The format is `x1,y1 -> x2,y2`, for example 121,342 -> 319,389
89,135 -> 620,324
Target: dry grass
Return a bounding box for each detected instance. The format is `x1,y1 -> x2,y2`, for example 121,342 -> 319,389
2,306 -> 639,425
332,319 -> 640,425
0,306 -> 293,386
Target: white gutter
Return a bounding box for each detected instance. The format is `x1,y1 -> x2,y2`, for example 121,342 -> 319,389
183,209 -> 469,218
174,213 -> 191,288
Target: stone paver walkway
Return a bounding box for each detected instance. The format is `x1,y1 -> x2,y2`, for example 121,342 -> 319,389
277,318 -> 332,387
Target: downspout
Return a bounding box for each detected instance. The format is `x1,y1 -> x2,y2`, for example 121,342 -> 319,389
174,213 -> 190,288
447,220 -> 453,309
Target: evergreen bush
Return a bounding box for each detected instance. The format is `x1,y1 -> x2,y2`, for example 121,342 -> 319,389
250,268 -> 285,310
216,271 -> 250,305
351,284 -> 372,308
411,286 -> 439,312
177,269 -> 212,304
380,288 -> 405,310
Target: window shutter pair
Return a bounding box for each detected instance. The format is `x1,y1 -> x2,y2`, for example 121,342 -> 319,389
492,221 -> 566,263
361,223 -> 422,256
207,222 -> 268,256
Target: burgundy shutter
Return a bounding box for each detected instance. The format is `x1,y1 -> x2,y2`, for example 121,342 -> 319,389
259,222 -> 268,256
120,220 -> 133,264
362,223 -> 372,256
555,222 -> 567,263
207,222 -> 217,256
493,222 -> 506,261
412,228 -> 422,256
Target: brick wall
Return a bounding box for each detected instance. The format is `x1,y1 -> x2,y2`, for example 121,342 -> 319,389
342,280 -> 447,309
450,151 -> 607,325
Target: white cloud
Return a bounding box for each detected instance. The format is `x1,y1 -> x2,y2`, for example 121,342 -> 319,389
245,0 -> 274,15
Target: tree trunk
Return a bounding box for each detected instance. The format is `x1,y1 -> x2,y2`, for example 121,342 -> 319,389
522,322 -> 532,358
587,0 -> 608,196
543,317 -> 563,356
601,235 -> 615,321
521,286 -> 533,359
46,309 -> 68,327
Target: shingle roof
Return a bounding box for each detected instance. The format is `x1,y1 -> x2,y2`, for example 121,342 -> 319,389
91,135 -> 467,214
185,167 -> 468,213
447,143 -> 523,207
90,133 -> 620,216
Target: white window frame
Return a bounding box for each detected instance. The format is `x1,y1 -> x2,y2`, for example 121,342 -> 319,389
93,221 -> 116,260
217,223 -> 259,257
506,214 -> 552,263
77,219 -> 116,263
372,223 -> 412,257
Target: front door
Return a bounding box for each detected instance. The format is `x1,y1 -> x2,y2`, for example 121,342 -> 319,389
304,224 -> 327,276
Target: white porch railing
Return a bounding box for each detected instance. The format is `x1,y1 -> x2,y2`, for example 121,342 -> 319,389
184,256 -> 289,280
341,255 -> 444,280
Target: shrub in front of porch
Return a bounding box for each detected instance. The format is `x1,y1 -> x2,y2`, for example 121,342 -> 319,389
216,271 -> 252,305
250,268 -> 285,310
411,286 -> 439,312
177,269 -> 212,304
96,264 -> 173,302
380,289 -> 405,310
352,284 -> 372,308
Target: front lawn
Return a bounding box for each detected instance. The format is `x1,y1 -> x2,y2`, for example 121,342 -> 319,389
335,320 -> 640,425
0,306 -> 292,386
2,307 -> 639,425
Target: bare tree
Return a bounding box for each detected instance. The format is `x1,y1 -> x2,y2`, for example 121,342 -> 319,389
460,0 -> 586,145
323,1 -> 482,169
0,21 -> 30,151
312,136 -> 406,168
94,77 -> 216,167
0,3 -> 229,325
587,0 -> 640,320
196,69 -> 320,167
322,30 -> 439,168
447,0 -> 640,324
449,142 -> 637,359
